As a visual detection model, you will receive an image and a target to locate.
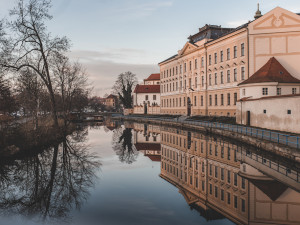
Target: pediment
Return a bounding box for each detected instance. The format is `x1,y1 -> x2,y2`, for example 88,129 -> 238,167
179,42 -> 198,56
251,7 -> 300,31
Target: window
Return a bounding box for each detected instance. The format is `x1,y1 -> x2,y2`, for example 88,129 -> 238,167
234,93 -> 237,105
242,199 -> 245,212
176,66 -> 178,74
153,95 -> 156,100
189,78 -> 192,88
234,196 -> 238,208
201,57 -> 204,67
215,166 -> 218,178
227,93 -> 231,105
180,65 -> 182,74
221,71 -> 224,84
214,53 -> 217,64
241,43 -> 245,56
215,186 -> 218,198
227,70 -> 230,83
221,147 -> 224,158
227,48 -> 230,60
221,94 -> 224,105
145,95 -> 148,100
202,76 -> 204,87
209,164 -> 212,175
220,50 -> 223,62
221,168 -> 224,180
287,110 -> 291,114
228,147 -> 231,160
202,181 -> 205,191
234,46 -> 237,58
194,96 -> 197,106
209,95 -> 212,106
242,177 -> 245,189
209,74 -> 212,86
201,96 -> 204,106
262,88 -> 268,95
221,189 -> 224,201
234,173 -> 238,186
189,61 -> 192,71
184,63 -> 186,72
195,77 -> 197,89
234,68 -> 237,82
195,59 -> 198,69
241,67 -> 245,80
277,88 -> 281,95
227,171 -> 231,183
214,73 -> 217,85
263,109 -> 267,114
215,94 -> 218,106
227,193 -> 231,205
209,184 -> 212,195
292,88 -> 297,94
209,55 -> 212,65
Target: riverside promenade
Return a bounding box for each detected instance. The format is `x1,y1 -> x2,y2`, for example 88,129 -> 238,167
113,114 -> 300,161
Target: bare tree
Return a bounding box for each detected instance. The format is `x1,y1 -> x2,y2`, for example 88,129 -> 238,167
52,53 -> 89,125
16,68 -> 44,128
0,0 -> 70,128
0,74 -> 17,114
112,71 -> 137,109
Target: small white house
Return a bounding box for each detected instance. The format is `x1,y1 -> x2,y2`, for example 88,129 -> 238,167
236,57 -> 300,133
133,73 -> 161,114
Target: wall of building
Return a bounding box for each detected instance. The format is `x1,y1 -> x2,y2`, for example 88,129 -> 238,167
159,26 -> 247,117
248,7 -> 300,81
133,105 -> 161,115
133,93 -> 160,106
236,95 -> 300,133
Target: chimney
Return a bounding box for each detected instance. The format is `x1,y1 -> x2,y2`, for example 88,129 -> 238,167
254,3 -> 262,20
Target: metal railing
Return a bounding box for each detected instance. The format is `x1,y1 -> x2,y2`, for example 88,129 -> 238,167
114,115 -> 300,149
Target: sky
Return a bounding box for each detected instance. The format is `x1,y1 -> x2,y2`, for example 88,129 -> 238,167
0,0 -> 300,96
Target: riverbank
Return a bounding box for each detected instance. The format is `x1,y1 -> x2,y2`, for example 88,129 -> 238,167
113,115 -> 300,161
0,117 -> 76,157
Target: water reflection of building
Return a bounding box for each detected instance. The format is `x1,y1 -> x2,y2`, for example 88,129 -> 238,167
133,123 -> 161,162
159,126 -> 300,225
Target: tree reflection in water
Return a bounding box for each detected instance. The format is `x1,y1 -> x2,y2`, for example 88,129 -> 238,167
0,128 -> 101,224
112,127 -> 138,164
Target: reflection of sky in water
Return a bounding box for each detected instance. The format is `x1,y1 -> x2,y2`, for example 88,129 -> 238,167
0,126 -> 234,225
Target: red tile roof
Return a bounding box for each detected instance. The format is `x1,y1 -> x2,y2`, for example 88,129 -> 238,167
106,94 -> 117,99
238,94 -> 300,102
239,57 -> 300,85
145,73 -> 160,81
146,155 -> 161,162
134,143 -> 161,151
134,84 -> 160,93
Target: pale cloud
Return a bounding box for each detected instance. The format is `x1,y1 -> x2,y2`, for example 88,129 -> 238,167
111,1 -> 173,19
68,49 -> 159,97
227,20 -> 249,27
68,48 -> 155,65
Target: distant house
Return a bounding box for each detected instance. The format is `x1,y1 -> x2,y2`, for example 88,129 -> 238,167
105,94 -> 118,108
133,73 -> 161,114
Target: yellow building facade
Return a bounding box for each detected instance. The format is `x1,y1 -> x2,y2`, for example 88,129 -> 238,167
159,7 -> 300,117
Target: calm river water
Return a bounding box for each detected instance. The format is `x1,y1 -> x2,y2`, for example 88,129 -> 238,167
0,121 -> 300,225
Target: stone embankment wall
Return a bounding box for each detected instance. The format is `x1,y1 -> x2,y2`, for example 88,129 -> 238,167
116,116 -> 300,162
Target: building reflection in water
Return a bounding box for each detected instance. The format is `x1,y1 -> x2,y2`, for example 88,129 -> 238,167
131,123 -> 300,225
